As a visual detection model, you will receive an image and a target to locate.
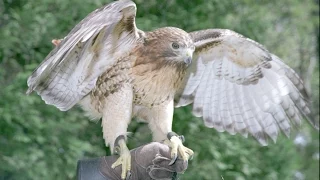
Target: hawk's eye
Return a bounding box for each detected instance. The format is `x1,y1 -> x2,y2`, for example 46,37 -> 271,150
172,42 -> 180,49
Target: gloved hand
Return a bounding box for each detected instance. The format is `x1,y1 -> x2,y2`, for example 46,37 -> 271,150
77,142 -> 188,180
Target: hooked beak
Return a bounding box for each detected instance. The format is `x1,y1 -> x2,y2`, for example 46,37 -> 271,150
184,49 -> 193,65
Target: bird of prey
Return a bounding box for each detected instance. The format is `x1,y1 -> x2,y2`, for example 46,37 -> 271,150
26,0 -> 318,179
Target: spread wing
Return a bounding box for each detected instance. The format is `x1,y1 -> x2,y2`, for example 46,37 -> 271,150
175,29 -> 318,145
27,0 -> 139,111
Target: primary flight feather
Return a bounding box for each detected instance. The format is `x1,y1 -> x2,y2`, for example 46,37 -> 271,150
27,0 -> 318,179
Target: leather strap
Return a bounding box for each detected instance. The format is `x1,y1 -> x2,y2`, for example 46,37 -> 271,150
167,132 -> 185,143
113,135 -> 126,154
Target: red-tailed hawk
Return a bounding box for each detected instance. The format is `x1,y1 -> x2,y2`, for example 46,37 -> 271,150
26,0 -> 318,179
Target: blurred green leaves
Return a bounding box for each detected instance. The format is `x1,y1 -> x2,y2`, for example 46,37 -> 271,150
0,0 -> 319,180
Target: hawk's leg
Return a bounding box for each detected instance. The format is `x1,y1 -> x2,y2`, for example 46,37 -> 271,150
164,132 -> 194,165
147,100 -> 194,164
101,84 -> 133,179
111,135 -> 131,180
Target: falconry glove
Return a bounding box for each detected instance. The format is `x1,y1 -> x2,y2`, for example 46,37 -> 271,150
77,142 -> 188,180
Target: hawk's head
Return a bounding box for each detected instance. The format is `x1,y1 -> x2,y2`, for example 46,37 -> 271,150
137,27 -> 195,68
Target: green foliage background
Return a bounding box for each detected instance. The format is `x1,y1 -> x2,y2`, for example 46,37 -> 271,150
0,0 -> 319,179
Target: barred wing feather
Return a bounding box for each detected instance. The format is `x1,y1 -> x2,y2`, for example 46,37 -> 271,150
175,29 -> 318,145
26,0 -> 139,111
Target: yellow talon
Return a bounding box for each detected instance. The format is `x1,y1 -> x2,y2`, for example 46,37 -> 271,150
164,136 -> 194,165
111,139 -> 131,179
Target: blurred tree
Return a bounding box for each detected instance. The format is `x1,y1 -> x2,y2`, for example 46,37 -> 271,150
0,0 -> 318,180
